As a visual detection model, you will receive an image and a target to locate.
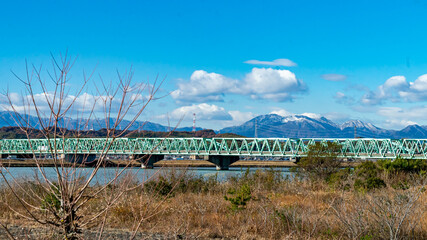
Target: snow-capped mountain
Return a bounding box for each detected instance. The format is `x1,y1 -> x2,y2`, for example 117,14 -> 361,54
340,120 -> 380,131
220,114 -> 427,138
339,120 -> 390,138
0,111 -> 199,132
2,111 -> 427,139
221,114 -> 340,138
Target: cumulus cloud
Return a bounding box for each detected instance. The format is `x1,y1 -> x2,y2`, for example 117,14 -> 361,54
244,59 -> 297,67
0,92 -> 105,114
228,110 -> 256,125
170,70 -> 238,103
168,103 -> 232,121
361,74 -> 427,105
0,91 -> 152,119
321,74 -> 347,81
239,68 -> 307,101
172,68 -> 307,103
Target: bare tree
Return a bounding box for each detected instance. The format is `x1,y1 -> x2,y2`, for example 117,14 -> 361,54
0,52 -> 166,239
366,185 -> 426,240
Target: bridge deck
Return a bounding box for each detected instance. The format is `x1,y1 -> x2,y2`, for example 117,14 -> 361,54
0,138 -> 427,159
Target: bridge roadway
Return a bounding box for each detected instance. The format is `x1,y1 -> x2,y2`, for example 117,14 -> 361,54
0,137 -> 426,170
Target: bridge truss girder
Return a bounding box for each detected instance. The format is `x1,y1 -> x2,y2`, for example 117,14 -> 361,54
0,138 -> 427,159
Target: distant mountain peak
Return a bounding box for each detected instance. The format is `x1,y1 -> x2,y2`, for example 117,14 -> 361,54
219,113 -> 424,138
340,120 -> 380,131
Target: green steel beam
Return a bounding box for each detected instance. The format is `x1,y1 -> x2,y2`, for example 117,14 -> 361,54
0,138 -> 427,159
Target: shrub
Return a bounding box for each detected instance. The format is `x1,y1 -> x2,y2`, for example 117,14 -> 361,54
378,158 -> 427,174
327,167 -> 352,190
224,183 -> 252,212
144,176 -> 174,197
354,161 -> 386,191
296,142 -> 342,181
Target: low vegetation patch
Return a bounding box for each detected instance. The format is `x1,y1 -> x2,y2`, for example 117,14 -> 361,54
1,163 -> 426,239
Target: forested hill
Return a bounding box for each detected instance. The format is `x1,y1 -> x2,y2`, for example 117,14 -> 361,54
0,127 -> 242,139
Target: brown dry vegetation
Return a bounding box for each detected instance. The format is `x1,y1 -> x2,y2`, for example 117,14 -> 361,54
0,167 -> 426,240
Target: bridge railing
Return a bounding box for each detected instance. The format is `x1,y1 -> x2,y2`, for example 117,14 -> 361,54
0,138 -> 427,159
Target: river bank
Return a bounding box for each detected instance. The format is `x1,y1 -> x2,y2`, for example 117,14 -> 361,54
0,159 -> 358,168
0,166 -> 426,240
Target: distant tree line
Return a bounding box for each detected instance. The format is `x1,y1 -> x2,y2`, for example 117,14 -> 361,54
0,126 -> 243,139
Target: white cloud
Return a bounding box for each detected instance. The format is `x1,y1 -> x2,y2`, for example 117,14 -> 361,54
382,119 -> 418,130
323,112 -> 350,122
270,108 -> 321,119
300,112 -> 322,119
170,70 -> 238,103
377,106 -> 427,119
409,74 -> 427,91
1,92 -> 98,113
244,59 -> 297,67
239,68 -> 307,101
168,103 -> 232,121
172,68 -> 307,103
321,74 -> 347,81
228,111 -> 256,124
360,74 -> 427,105
0,91 -> 151,118
361,76 -> 408,105
270,108 -> 292,117
375,106 -> 427,129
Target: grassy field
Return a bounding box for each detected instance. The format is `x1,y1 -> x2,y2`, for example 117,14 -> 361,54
0,163 -> 426,239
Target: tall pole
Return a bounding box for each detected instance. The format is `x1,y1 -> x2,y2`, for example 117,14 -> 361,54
254,120 -> 258,138
192,113 -> 196,132
354,125 -> 357,138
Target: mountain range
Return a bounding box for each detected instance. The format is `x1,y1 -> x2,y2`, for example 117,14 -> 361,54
0,112 -> 202,132
220,114 -> 427,139
1,111 -> 427,139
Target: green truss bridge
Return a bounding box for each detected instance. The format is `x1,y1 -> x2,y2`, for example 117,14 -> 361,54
0,138 -> 426,170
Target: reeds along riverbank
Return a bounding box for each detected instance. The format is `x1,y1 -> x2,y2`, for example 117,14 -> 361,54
0,165 -> 426,239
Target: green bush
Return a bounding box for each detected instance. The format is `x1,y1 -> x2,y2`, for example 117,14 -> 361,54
144,170 -> 220,197
327,167 -> 352,190
378,158 -> 427,174
228,167 -> 285,192
144,176 -> 174,197
41,185 -> 61,211
224,183 -> 252,212
354,161 -> 386,191
295,142 -> 342,181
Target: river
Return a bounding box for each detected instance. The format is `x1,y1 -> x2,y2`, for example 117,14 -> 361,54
0,166 -> 292,185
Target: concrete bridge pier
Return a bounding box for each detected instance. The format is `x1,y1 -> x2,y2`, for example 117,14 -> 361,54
1,154 -> 35,159
131,154 -> 164,169
61,154 -> 97,164
289,157 -> 301,163
208,155 -> 240,170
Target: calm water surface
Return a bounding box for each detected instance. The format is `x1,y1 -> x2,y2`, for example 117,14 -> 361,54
1,167 -> 292,185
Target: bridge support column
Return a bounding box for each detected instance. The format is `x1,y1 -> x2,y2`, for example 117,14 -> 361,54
131,154 -> 164,169
61,154 -> 96,164
1,154 -> 35,160
208,155 -> 240,170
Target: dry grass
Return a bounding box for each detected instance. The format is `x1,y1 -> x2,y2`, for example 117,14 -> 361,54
0,168 -> 426,239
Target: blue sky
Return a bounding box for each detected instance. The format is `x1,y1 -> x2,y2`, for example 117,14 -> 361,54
1,0 -> 427,130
